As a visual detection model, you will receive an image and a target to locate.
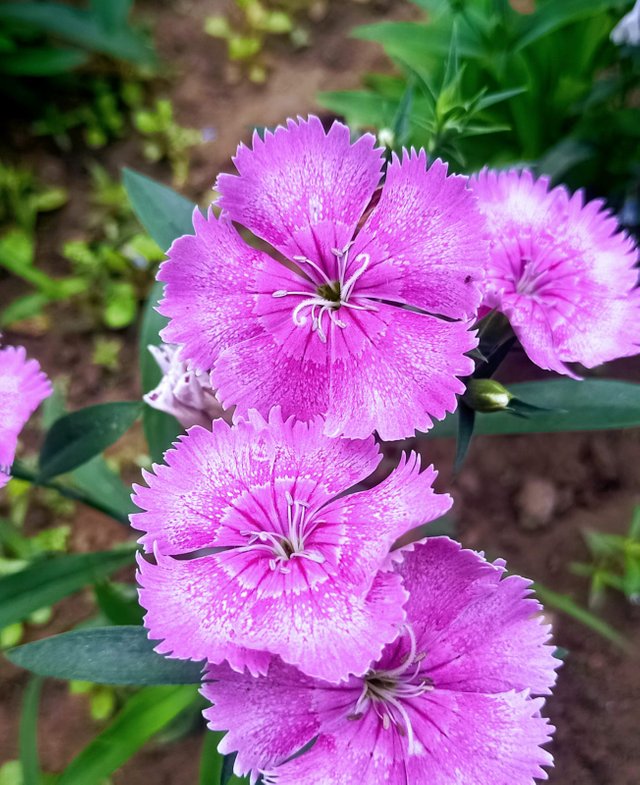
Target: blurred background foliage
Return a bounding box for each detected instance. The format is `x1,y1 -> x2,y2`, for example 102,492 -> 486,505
320,0 -> 640,231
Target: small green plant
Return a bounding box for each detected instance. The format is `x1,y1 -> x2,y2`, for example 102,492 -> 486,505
320,0 -> 639,197
32,77 -> 146,151
0,161 -> 68,233
205,0 -> 306,83
133,99 -> 202,186
572,507 -> 640,608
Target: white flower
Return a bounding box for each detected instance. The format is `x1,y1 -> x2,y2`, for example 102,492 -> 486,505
143,344 -> 230,429
611,1 -> 640,46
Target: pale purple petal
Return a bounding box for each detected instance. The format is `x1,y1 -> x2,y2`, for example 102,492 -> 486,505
397,537 -> 559,696
0,345 -> 52,487
202,658 -> 322,777
471,168 -> 640,373
324,305 -> 477,440
270,692 -> 553,785
350,152 -> 487,317
217,116 -> 383,264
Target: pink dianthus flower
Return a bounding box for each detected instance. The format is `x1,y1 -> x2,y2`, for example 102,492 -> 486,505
133,408 -> 451,682
203,538 -> 558,785
158,116 -> 488,440
471,169 -> 640,376
0,344 -> 52,488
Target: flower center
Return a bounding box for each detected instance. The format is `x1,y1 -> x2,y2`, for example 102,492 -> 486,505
272,243 -> 378,343
347,626 -> 433,754
237,492 -> 325,574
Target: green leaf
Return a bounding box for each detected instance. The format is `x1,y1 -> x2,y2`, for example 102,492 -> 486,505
0,547 -> 135,628
94,581 -> 144,626
0,47 -> 88,75
123,168 -> 195,251
427,380 -> 640,439
453,402 -> 475,473
38,402 -> 142,481
317,90 -> 395,130
0,3 -> 155,66
199,730 -> 225,785
90,0 -> 132,33
534,583 -> 631,651
139,280 -> 182,463
57,686 -> 198,785
69,456 -> 137,523
19,677 -> 43,785
514,0 -> 622,52
6,626 -> 205,685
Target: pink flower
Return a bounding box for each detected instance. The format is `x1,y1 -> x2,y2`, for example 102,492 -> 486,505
203,538 -> 558,785
471,169 -> 640,376
0,344 -> 52,488
143,343 -> 231,429
133,408 -> 451,682
158,116 -> 488,440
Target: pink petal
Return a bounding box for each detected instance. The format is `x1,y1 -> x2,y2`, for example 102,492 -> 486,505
350,152 -> 487,318
131,410 -> 380,554
216,116 -> 383,263
271,692 -> 553,785
157,208 -> 269,372
139,550 -> 407,683
0,345 -> 51,486
398,538 -> 559,696
324,305 -> 477,440
202,657 -> 321,778
472,168 -> 640,373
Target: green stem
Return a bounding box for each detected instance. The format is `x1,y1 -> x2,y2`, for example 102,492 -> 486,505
10,462 -> 129,525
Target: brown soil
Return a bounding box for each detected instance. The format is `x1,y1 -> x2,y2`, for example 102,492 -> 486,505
2,1 -> 639,784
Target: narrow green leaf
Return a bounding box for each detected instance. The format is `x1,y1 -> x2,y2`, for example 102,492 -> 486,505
39,402 -> 142,481
69,456 -> 136,522
514,0 -> 622,52
57,685 -> 198,785
19,676 -> 43,785
0,2 -> 155,65
94,581 -> 144,626
7,626 -> 205,685
123,168 -> 195,251
453,402 -> 475,473
534,583 -> 631,651
427,380 -> 640,438
199,730 -> 225,785
0,547 -> 135,628
0,47 -> 88,75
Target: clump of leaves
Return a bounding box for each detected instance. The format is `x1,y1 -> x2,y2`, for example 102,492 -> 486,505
61,165 -> 164,329
133,99 -> 202,187
32,77 -> 146,150
319,0 -> 638,190
572,507 -> 640,608
205,0 -> 317,83
0,161 -> 68,233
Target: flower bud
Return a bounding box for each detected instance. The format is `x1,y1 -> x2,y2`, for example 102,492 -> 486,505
462,378 -> 513,413
143,343 -> 231,429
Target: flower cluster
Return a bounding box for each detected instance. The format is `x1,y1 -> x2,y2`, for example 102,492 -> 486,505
133,116 -> 638,783
0,342 -> 51,488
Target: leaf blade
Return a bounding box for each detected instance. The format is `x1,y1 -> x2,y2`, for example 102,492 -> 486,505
0,547 -> 136,628
38,401 -> 142,481
6,627 -> 205,685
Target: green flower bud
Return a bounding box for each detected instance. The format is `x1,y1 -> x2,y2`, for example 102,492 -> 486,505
462,378 -> 513,413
